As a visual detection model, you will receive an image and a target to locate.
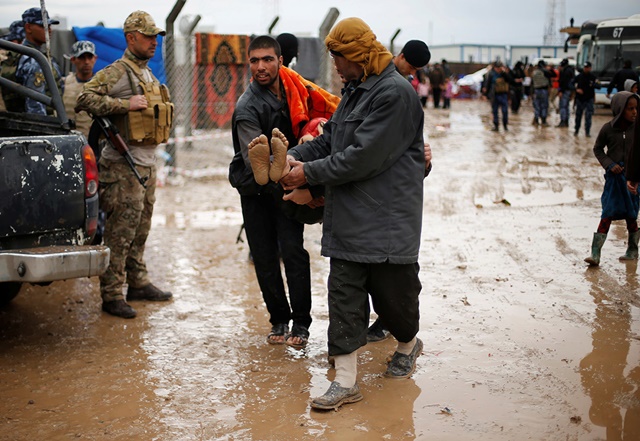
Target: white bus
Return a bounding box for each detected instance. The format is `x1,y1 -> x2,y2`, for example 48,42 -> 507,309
590,14 -> 640,105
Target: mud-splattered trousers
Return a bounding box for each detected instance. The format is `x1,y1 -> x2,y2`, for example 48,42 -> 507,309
98,158 -> 157,301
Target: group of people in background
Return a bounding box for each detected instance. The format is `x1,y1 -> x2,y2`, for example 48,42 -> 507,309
408,60 -> 454,109
481,57 -> 639,136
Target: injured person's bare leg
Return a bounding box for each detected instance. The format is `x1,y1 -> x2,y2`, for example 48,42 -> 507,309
269,128 -> 289,182
248,134 -> 270,185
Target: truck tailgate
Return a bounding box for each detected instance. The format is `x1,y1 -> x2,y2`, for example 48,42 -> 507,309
0,134 -> 86,239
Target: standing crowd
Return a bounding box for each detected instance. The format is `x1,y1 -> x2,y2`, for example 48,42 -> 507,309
481,57 -> 639,136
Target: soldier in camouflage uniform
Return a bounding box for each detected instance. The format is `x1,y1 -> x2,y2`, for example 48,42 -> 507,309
15,7 -> 64,115
76,11 -> 174,319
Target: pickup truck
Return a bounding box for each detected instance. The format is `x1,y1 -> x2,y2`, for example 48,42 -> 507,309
0,39 -> 109,307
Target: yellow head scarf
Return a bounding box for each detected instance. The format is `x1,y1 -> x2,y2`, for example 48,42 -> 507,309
325,17 -> 393,82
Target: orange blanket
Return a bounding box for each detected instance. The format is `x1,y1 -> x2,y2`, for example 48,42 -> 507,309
279,66 -> 340,139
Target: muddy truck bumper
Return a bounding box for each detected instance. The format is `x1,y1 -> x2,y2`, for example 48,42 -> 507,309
0,245 -> 110,283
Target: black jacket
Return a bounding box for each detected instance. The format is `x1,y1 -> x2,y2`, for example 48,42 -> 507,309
574,72 -> 600,101
558,66 -> 575,92
607,68 -> 640,94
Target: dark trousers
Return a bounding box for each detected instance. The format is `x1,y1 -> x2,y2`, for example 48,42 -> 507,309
575,98 -> 594,135
534,88 -> 549,119
432,87 -> 442,108
559,91 -> 571,122
492,93 -> 509,126
240,193 -> 312,328
327,258 -> 421,356
511,87 -> 523,113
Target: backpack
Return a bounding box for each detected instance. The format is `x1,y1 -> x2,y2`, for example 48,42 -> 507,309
0,50 -> 25,112
494,75 -> 509,94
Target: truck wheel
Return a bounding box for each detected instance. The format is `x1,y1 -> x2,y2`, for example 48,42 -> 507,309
0,282 -> 22,307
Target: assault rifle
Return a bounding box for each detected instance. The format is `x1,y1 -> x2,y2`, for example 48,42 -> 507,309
94,116 -> 148,188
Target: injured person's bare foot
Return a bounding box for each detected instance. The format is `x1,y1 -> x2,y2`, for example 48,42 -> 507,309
269,128 -> 289,182
248,134 -> 270,185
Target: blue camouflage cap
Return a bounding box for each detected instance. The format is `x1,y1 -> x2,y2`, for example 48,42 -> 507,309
22,7 -> 60,26
1,20 -> 25,42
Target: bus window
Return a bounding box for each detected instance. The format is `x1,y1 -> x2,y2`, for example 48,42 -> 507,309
593,43 -> 622,78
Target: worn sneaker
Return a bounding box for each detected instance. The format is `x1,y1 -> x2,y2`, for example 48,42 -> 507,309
311,381 -> 363,410
384,338 -> 423,379
102,299 -> 137,318
127,283 -> 173,301
367,318 -> 391,343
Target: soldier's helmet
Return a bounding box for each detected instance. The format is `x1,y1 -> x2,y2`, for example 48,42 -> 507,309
22,7 -> 60,26
123,11 -> 166,36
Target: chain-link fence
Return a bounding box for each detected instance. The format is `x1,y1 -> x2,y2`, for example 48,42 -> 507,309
161,31 -> 337,183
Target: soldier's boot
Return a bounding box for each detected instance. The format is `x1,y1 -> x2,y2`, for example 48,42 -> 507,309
127,283 -> 173,301
102,299 -> 137,318
491,124 -> 499,132
585,233 -> 607,266
541,117 -> 549,127
532,117 -> 539,126
619,230 -> 640,261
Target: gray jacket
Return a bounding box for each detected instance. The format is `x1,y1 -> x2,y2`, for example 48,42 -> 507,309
289,62 -> 425,264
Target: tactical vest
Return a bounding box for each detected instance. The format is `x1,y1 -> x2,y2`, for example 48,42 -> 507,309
117,58 -> 174,146
532,69 -> 550,89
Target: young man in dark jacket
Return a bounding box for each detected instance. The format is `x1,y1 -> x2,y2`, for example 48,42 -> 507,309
482,61 -> 510,131
282,17 -> 425,410
574,62 -> 600,137
230,36 -> 314,348
509,61 -> 526,114
556,58 -> 575,128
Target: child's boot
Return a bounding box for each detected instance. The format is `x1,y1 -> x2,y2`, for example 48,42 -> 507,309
619,230 -> 640,260
585,233 -> 607,266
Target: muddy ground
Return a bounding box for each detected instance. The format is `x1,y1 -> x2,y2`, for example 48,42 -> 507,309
2,98 -> 640,441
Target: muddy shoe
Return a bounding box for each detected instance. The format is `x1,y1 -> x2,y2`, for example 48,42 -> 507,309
384,338 -> 423,379
127,284 -> 173,301
102,299 -> 137,318
367,318 -> 391,343
267,323 -> 289,345
310,381 -> 363,410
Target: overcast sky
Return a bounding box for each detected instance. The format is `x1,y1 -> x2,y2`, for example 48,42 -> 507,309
1,0 -> 638,48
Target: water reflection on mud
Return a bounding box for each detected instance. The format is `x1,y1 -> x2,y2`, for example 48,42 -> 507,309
2,100 -> 640,440
581,262 -> 640,440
